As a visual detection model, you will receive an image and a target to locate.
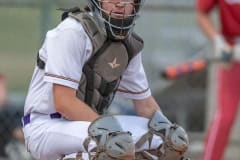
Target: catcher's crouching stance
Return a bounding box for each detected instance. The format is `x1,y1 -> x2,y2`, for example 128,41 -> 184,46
22,0 -> 190,160
63,111 -> 189,160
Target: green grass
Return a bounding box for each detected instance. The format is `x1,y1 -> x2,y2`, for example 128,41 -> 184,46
0,6 -> 61,93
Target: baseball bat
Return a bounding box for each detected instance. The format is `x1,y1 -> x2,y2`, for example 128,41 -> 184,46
160,50 -> 235,80
160,59 -> 208,80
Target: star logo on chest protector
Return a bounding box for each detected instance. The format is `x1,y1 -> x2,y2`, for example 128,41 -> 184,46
108,58 -> 120,69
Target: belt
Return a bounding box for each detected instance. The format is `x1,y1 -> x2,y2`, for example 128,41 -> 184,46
22,112 -> 62,126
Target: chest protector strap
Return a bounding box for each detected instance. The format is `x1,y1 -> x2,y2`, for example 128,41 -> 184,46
69,11 -> 107,53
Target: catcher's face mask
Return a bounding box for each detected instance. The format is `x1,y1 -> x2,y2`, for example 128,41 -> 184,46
89,0 -> 145,40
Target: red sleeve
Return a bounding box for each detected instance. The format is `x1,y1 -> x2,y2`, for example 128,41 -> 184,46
196,0 -> 218,13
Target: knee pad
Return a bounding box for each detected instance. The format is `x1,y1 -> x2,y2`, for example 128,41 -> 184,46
84,116 -> 135,160
136,111 -> 189,160
157,124 -> 189,160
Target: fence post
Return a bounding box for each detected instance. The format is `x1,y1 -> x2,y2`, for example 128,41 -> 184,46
40,0 -> 54,41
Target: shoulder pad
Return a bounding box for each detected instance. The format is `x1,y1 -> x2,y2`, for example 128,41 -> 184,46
124,32 -> 144,61
59,7 -> 83,21
68,12 -> 107,53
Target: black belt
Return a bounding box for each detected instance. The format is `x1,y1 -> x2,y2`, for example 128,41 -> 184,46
22,112 -> 62,126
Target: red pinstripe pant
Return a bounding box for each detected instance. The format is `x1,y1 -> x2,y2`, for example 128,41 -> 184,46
202,62 -> 240,160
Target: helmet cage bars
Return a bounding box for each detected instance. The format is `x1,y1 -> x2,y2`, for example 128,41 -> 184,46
89,0 -> 145,40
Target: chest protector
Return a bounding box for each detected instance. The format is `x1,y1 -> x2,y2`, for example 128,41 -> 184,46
69,10 -> 143,114
38,8 -> 144,115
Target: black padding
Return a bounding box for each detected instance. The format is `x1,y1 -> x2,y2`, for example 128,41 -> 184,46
37,53 -> 45,70
58,7 -> 82,21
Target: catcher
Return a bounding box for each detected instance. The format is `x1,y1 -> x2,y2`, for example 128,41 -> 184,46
22,0 -> 189,159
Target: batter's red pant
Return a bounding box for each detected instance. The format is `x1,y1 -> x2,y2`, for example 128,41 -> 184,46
202,62 -> 240,160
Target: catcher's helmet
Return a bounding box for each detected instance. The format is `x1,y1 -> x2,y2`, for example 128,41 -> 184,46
88,0 -> 145,40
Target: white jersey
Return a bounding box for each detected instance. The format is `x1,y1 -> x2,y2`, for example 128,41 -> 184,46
24,16 -> 151,115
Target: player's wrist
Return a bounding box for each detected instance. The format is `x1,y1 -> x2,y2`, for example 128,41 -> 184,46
213,34 -> 227,49
213,34 -> 232,61
213,34 -> 223,44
